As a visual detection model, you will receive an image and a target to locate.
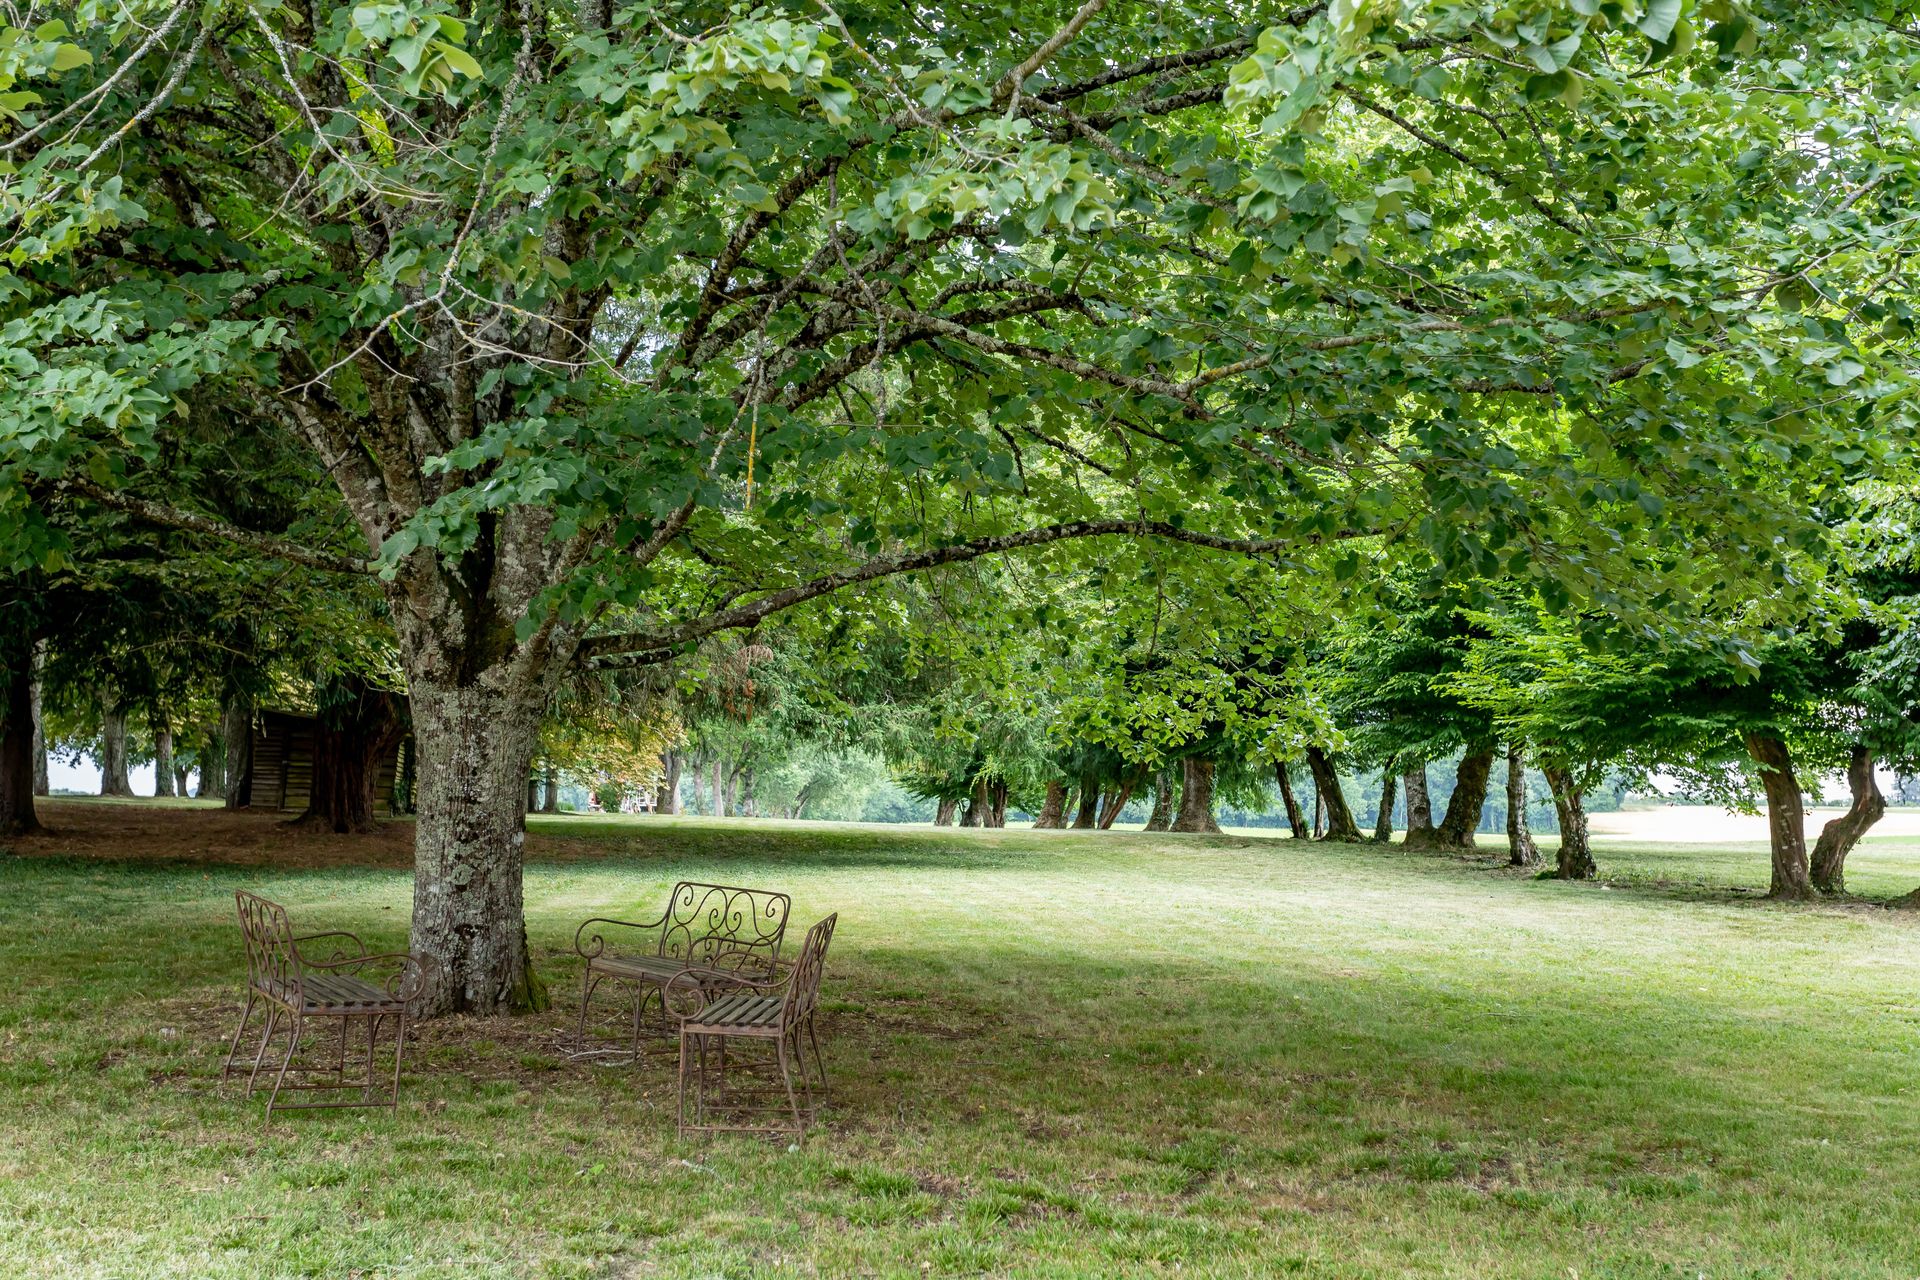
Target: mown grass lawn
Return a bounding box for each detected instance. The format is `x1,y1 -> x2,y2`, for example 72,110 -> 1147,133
5,803 -> 1920,1279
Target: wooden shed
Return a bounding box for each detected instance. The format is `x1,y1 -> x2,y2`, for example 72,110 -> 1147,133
239,708 -> 406,816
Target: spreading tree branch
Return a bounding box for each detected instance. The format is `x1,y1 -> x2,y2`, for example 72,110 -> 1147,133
55,478 -> 376,575
581,517 -> 1349,665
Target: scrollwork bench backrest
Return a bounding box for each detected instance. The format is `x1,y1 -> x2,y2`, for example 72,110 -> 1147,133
658,881 -> 792,978
235,890 -> 303,1007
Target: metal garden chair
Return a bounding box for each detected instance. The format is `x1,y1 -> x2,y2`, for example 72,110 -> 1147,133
222,890 -> 430,1122
668,912 -> 837,1140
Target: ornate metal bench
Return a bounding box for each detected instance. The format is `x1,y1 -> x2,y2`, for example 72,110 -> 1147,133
572,882 -> 791,1057
670,912 -> 837,1140
222,890 -> 430,1122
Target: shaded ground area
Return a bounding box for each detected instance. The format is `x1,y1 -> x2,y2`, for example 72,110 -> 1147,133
7,803 -> 1920,1278
15,798 -> 417,868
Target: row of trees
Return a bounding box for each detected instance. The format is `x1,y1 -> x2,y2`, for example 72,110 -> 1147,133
4,0 -> 1916,1015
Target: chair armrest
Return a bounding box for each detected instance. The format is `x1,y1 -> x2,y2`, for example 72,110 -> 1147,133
574,912 -> 669,960
662,963 -> 791,1021
304,951 -> 434,1002
293,931 -> 368,963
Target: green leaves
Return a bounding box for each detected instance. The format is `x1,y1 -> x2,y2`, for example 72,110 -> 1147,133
345,2 -> 483,96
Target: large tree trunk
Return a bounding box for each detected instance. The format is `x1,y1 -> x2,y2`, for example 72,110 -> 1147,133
1542,763 -> 1595,880
1143,771 -> 1174,832
1,655 -> 41,836
711,758 -> 726,817
1070,774 -> 1099,829
152,711 -> 174,798
408,682 -> 546,1016
1745,732 -> 1813,900
292,686 -> 406,834
1305,746 -> 1363,842
933,795 -> 957,826
1276,763 -> 1307,839
538,762 -> 559,813
655,750 -> 681,814
199,728 -> 225,800
988,779 -> 1008,828
1170,756 -> 1221,834
221,698 -> 253,809
959,777 -> 988,827
1401,761 -> 1434,845
1810,746 -> 1884,895
99,700 -> 133,797
1412,745 -> 1494,852
29,643 -> 46,797
1373,767 -> 1398,843
1033,779 -> 1068,829
1506,743 -> 1539,868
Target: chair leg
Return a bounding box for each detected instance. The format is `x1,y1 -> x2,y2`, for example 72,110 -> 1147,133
807,1014 -> 828,1101
776,1035 -> 805,1140
363,1014 -> 379,1102
789,1026 -> 814,1113
676,1030 -> 690,1138
221,991 -> 258,1079
264,1016 -> 303,1124
575,971 -> 603,1052
389,1014 -> 408,1109
245,1006 -> 280,1096
693,1034 -> 710,1128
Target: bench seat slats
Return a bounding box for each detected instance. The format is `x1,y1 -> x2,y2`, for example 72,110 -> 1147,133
685,994 -> 783,1032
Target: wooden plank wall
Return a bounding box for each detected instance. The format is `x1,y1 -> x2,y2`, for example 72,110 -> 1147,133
248,710 -> 402,815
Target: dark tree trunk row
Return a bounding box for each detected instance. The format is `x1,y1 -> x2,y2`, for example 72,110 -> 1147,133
1096,768 -> 1142,830
1276,763 -> 1307,839
1033,778 -> 1068,828
1071,774 -> 1099,829
1,654 -> 41,836
1304,746 -> 1363,842
1542,763 -> 1595,880
1506,743 -> 1539,868
99,700 -> 133,797
1744,732 -> 1812,900
1404,747 -> 1493,851
29,644 -> 47,797
959,776 -> 988,827
293,686 -> 406,834
1170,756 -> 1220,833
1373,767 -> 1398,843
1401,763 -> 1432,843
152,711 -> 174,798
1811,746 -> 1884,895
655,750 -> 681,814
933,795 -> 957,826
1143,770 -> 1175,832
222,699 -> 253,809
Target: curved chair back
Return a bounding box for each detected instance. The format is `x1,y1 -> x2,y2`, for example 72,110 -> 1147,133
658,881 -> 791,976
780,913 -> 837,1027
234,890 -> 303,1006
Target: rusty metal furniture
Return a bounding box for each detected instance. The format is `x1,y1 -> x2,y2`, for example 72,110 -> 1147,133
670,912 -> 837,1140
572,882 -> 791,1057
222,890 -> 429,1122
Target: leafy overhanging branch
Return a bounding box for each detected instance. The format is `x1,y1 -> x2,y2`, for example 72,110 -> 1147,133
580,517 -> 1369,666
